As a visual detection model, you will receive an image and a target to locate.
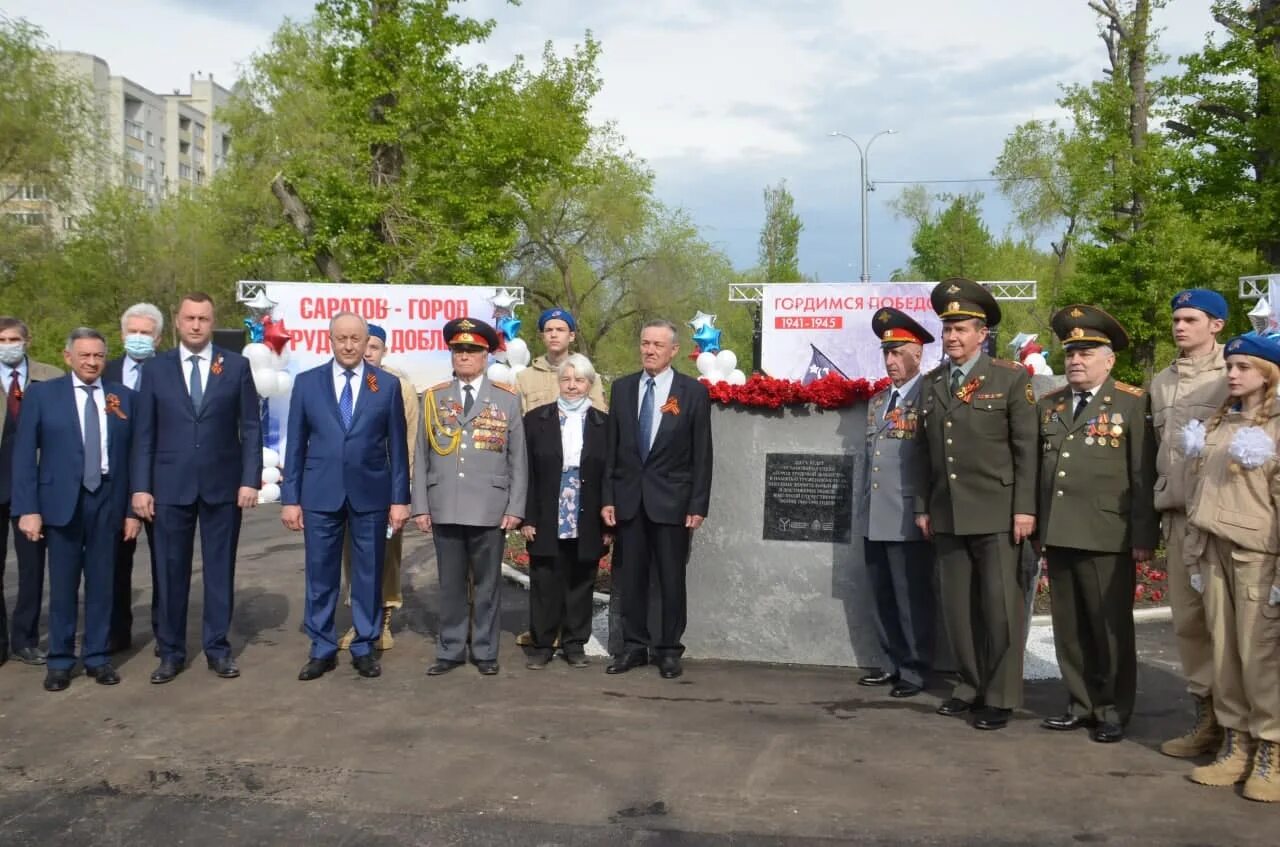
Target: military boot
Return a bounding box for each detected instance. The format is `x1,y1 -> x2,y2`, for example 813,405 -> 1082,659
338,627 -> 355,651
1243,739 -> 1280,803
1161,694 -> 1224,758
377,607 -> 395,651
1189,728 -> 1256,786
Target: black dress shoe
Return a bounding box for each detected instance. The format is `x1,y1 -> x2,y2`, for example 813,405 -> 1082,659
150,660 -> 183,684
476,660 -> 500,676
605,651 -> 649,675
890,681 -> 923,698
973,707 -> 1012,731
564,653 -> 590,668
86,663 -> 121,685
1041,713 -> 1092,731
298,656 -> 337,681
525,652 -> 553,670
936,697 -> 973,717
352,654 -> 381,678
658,657 -> 683,679
858,670 -> 898,686
426,660 -> 464,676
14,646 -> 47,666
207,657 -> 240,679
43,668 -> 72,692
1091,721 -> 1124,743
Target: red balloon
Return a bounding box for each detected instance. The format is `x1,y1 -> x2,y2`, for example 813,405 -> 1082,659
688,344 -> 702,362
262,317 -> 292,355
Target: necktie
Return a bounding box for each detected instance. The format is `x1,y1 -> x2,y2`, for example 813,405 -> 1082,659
1074,390 -> 1092,420
638,377 -> 655,461
6,369 -> 20,423
81,385 -> 101,492
188,354 -> 203,411
339,370 -> 354,430
949,368 -> 962,395
463,384 -> 474,417
131,360 -> 143,390
885,389 -> 899,418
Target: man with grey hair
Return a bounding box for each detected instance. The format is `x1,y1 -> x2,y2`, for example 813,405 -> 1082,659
602,319 -> 713,680
0,316 -> 63,666
105,302 -> 164,652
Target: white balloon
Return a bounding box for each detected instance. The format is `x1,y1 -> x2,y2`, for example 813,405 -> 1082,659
261,467 -> 281,486
274,371 -> 294,396
705,372 -> 725,385
715,349 -> 738,375
696,351 -> 717,376
242,343 -> 273,369
511,363 -> 527,375
263,447 -> 280,469
272,346 -> 290,368
727,369 -> 747,386
259,482 -> 281,503
506,338 -> 531,368
487,362 -> 515,383
252,367 -> 278,397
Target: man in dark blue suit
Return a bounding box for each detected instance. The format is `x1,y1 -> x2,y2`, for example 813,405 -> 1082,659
131,292 -> 262,684
281,312 -> 410,681
12,328 -> 140,691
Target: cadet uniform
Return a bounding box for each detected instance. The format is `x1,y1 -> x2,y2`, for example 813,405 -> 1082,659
916,278 -> 1038,729
516,308 -> 607,414
412,318 -> 527,673
1037,306 -> 1157,742
1150,289 -> 1229,757
859,308 -> 935,697
1183,332 -> 1280,802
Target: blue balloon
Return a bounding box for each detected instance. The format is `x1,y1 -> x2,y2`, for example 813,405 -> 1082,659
243,316 -> 265,343
496,314 -> 522,342
692,324 -> 722,354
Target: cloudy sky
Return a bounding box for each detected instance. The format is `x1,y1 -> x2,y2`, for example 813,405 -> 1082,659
4,0 -> 1221,280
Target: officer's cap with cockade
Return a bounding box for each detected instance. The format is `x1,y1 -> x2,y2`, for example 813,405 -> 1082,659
1171,289 -> 1228,321
871,307 -> 934,349
442,317 -> 500,352
1051,304 -> 1130,352
929,277 -> 1000,325
1225,332 -> 1280,366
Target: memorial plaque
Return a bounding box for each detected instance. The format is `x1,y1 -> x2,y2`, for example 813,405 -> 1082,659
762,452 -> 854,543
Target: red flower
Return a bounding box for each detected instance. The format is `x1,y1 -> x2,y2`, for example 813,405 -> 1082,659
514,551 -> 530,566
1134,584 -> 1147,600
701,373 -> 888,410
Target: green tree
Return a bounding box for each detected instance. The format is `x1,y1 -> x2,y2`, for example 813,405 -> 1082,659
890,189 -> 994,281
758,180 -> 803,281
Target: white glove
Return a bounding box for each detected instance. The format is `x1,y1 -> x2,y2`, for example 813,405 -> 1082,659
1270,585 -> 1280,607
1190,573 -> 1205,595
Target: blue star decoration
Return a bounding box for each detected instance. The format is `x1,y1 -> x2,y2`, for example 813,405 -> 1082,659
243,316 -> 265,343
692,324 -> 722,354
496,314 -> 522,343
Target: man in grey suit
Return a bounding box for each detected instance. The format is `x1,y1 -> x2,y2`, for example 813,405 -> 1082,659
859,308 -> 936,698
413,318 -> 527,676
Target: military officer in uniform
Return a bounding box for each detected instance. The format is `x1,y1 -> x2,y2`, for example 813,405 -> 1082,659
413,318 -> 527,676
1037,306 -> 1157,743
859,307 -> 935,698
915,278 -> 1037,731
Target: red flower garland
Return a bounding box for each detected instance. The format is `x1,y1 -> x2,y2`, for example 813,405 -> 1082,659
701,373 -> 889,409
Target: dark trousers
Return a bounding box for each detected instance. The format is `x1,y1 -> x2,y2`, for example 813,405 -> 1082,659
153,499 -> 242,664
302,504 -> 385,660
935,531 -> 1025,710
1045,547 -> 1137,726
431,524 -> 504,663
615,512 -> 690,658
529,539 -> 598,657
110,520 -> 157,648
864,538 -> 935,688
45,484 -> 117,671
0,500 -> 47,652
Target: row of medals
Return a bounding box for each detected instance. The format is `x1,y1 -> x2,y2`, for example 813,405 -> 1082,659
1084,411 -> 1124,447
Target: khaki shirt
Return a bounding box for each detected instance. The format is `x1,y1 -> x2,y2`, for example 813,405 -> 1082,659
1150,344 -> 1227,513
516,354 -> 607,414
382,363 -> 419,479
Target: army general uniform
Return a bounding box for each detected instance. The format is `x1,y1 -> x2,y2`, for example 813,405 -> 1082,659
1037,306 -> 1157,740
916,278 -> 1037,726
412,318 -> 528,670
860,308 -> 935,696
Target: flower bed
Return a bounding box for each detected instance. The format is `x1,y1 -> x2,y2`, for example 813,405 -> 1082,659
1033,556 -> 1170,614
503,532 -> 613,594
702,373 -> 889,409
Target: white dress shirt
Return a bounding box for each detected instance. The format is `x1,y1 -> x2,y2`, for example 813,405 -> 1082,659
637,367 -> 675,451
180,344 -> 212,397
1,357 -> 29,392
332,359 -> 365,408
458,374 -> 484,411
123,356 -> 145,391
72,373 -> 110,475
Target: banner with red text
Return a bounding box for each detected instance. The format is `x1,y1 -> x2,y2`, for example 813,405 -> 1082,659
761,283 -> 944,381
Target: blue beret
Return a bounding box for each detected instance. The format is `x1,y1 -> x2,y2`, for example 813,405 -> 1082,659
538,308 -> 577,332
1171,289 -> 1228,320
367,323 -> 387,342
1225,332 -> 1280,365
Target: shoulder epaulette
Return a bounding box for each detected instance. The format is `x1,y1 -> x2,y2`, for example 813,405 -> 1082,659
427,380 -> 452,392
1044,386 -> 1071,401
491,381 -> 517,394
1114,381 -> 1145,397
989,357 -> 1023,369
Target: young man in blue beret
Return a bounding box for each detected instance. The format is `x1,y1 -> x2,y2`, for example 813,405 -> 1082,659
516,308 -> 607,414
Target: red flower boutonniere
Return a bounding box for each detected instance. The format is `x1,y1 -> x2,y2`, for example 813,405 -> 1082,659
210,354 -> 224,376
366,371 -> 379,393
105,393 -> 127,420
957,377 -> 981,405
660,396 -> 680,416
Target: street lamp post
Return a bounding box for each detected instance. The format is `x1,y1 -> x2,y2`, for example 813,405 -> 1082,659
829,129 -> 897,282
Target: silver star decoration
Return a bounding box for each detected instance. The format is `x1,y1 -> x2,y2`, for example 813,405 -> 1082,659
244,289 -> 278,316
1248,298 -> 1274,335
688,310 -> 717,331
489,290 -> 520,311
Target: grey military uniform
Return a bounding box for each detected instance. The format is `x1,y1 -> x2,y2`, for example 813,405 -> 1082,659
860,378 -> 934,687
412,376 -> 527,663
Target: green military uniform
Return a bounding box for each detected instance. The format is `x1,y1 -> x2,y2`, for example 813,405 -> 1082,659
1037,306 -> 1158,735
915,279 -> 1038,720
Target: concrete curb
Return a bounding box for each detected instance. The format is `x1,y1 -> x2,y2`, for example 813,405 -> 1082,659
500,562 -> 610,606
1030,605 -> 1172,626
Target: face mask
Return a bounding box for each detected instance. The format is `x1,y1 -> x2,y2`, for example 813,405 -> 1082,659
557,394 -> 590,414
124,334 -> 156,360
0,342 -> 25,366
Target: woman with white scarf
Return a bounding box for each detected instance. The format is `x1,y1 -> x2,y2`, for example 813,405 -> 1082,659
520,354 -> 609,668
